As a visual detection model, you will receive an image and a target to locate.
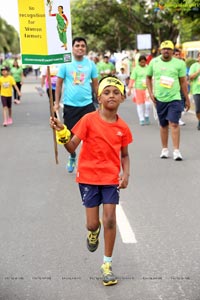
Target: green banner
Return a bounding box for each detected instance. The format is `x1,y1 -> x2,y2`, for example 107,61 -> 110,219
22,53 -> 72,65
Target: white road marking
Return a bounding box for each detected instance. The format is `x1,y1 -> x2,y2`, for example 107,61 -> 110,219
116,204 -> 137,244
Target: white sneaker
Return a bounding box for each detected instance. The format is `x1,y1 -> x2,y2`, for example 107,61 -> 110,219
173,149 -> 183,161
179,119 -> 185,126
160,148 -> 169,159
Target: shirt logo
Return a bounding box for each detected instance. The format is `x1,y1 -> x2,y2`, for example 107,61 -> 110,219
116,131 -> 123,136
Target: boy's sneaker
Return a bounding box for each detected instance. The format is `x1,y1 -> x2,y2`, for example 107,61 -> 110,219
66,155 -> 76,173
145,116 -> 150,125
173,149 -> 183,161
7,117 -> 13,125
100,262 -> 118,286
160,148 -> 169,159
87,221 -> 101,252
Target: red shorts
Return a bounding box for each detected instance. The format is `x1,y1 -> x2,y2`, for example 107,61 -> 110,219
132,89 -> 146,104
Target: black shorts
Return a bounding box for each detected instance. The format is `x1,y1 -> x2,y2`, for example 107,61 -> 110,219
1,96 -> 12,108
193,94 -> 200,114
63,102 -> 96,130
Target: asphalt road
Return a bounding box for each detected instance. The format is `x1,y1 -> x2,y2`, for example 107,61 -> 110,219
0,74 -> 200,300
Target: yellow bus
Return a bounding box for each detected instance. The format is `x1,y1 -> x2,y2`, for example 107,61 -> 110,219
182,41 -> 200,59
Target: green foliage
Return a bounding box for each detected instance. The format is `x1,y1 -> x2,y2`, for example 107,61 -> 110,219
0,0 -> 199,55
71,0 -> 199,52
185,58 -> 197,68
71,0 -> 126,52
0,18 -> 20,54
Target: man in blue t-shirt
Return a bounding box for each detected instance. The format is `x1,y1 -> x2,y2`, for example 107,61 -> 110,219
54,37 -> 98,173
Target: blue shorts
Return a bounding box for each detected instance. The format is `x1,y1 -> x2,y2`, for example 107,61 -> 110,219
79,184 -> 119,208
156,99 -> 182,127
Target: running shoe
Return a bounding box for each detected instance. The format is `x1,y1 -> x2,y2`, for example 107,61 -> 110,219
145,116 -> 150,125
14,99 -> 20,104
7,118 -> 13,125
140,120 -> 145,126
173,149 -> 183,161
66,155 -> 76,173
3,121 -> 7,127
100,262 -> 118,286
87,221 -> 101,252
35,86 -> 45,96
160,148 -> 169,159
179,119 -> 185,126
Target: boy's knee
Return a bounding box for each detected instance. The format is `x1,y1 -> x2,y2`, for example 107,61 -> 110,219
87,221 -> 100,232
104,216 -> 116,229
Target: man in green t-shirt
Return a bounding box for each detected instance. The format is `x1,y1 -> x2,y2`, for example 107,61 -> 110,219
98,55 -> 116,79
189,52 -> 200,130
146,40 -> 190,161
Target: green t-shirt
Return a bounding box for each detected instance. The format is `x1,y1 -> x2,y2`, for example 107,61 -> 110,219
130,65 -> 148,90
189,62 -> 200,95
11,67 -> 23,82
98,62 -> 115,78
147,55 -> 186,102
96,61 -> 104,80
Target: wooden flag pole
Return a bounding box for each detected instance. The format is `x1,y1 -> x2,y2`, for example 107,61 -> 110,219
47,66 -> 59,164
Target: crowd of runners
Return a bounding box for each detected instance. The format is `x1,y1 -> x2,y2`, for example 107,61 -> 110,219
1,38 -> 200,286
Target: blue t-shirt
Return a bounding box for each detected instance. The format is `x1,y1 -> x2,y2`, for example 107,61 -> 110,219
57,56 -> 98,107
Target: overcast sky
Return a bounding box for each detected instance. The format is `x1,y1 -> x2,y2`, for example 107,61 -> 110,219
0,1 -> 20,32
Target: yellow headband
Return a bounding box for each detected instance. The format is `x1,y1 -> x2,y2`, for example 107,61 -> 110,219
98,77 -> 125,96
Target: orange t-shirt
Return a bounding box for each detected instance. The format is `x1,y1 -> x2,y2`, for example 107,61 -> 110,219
72,111 -> 133,185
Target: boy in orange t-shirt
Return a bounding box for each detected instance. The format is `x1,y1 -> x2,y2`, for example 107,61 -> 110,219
50,76 -> 133,286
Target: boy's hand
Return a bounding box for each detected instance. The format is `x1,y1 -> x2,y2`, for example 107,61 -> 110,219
49,117 -> 64,131
50,117 -> 71,145
118,174 -> 129,189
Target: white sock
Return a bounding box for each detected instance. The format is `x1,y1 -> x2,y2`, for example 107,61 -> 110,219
144,101 -> 151,118
136,104 -> 145,121
103,256 -> 112,263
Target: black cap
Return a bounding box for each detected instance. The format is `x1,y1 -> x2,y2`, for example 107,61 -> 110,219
1,66 -> 9,71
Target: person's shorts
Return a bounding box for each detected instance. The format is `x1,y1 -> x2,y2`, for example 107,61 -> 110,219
193,94 -> 200,114
79,184 -> 119,208
63,102 -> 96,130
133,89 -> 146,104
156,99 -> 182,127
1,96 -> 12,108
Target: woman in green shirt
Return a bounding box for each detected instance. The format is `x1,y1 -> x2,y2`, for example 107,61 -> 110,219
189,52 -> 200,130
11,59 -> 24,104
127,55 -> 151,125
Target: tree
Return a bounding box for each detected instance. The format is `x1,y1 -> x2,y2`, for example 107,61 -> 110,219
71,0 -> 200,52
150,0 -> 200,43
71,0 -> 125,52
0,18 -> 20,54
